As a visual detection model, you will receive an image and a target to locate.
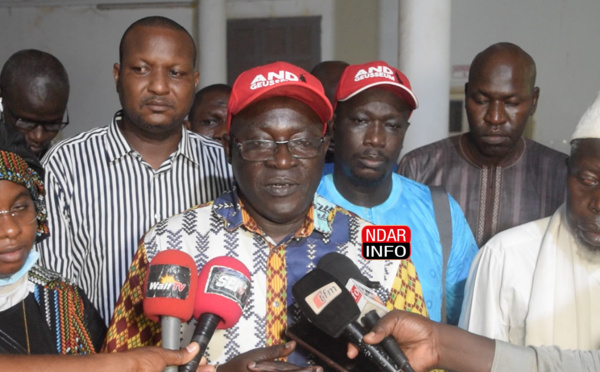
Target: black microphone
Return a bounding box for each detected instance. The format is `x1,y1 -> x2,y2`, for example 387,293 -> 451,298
317,252 -> 415,372
292,268 -> 400,372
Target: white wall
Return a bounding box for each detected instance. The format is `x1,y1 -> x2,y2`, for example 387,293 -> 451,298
2,0 -> 600,154
451,0 -> 600,154
0,4 -> 195,140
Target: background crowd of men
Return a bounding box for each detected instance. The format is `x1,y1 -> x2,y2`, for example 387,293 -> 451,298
0,13 -> 599,372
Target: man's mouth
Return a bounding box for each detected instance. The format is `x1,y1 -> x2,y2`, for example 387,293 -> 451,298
265,178 -> 300,196
480,135 -> 509,145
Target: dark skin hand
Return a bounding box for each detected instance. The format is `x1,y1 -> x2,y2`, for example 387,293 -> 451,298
347,310 -> 495,372
209,341 -> 323,372
0,342 -> 206,372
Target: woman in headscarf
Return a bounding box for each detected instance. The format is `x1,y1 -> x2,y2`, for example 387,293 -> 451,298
0,138 -> 106,354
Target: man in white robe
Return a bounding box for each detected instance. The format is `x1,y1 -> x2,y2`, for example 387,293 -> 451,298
459,92 -> 600,350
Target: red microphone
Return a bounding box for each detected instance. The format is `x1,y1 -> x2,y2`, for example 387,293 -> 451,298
143,250 -> 198,372
179,256 -> 251,372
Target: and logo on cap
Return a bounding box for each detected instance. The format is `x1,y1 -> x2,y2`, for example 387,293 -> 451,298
227,61 -> 333,133
334,60 -> 418,113
354,65 -> 397,83
250,70 -> 300,90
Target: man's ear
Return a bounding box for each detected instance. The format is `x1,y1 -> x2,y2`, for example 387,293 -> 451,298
113,63 -> 121,93
184,119 -> 191,130
328,114 -> 336,139
194,71 -> 200,89
222,134 -> 233,164
530,87 -> 540,116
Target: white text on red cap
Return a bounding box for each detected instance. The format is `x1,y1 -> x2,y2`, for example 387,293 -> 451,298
250,70 -> 299,90
354,66 -> 395,82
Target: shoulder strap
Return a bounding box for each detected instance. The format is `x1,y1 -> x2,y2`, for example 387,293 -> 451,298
429,185 -> 452,323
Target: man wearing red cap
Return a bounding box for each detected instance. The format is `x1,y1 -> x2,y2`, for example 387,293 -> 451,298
317,61 -> 478,325
104,61 -> 428,370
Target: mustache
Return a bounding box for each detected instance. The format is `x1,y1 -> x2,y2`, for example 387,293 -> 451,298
357,149 -> 388,161
141,96 -> 175,107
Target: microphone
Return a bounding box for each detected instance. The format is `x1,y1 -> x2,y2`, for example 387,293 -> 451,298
317,253 -> 415,372
292,268 -> 400,372
179,256 -> 251,372
143,250 -> 198,372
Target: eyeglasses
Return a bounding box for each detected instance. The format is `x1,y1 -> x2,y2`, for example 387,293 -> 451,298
233,136 -> 326,161
2,106 -> 69,132
0,199 -> 37,224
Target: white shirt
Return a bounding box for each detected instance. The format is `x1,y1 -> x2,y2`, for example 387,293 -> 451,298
459,204 -> 600,349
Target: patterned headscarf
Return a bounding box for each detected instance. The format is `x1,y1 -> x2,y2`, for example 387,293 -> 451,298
0,150 -> 49,242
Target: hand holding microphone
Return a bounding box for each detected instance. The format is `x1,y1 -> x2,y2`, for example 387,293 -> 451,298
143,250 -> 199,372
317,253 -> 415,372
179,256 -> 252,372
292,268 -> 400,372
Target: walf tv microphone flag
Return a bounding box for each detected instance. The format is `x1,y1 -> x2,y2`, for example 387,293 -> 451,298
143,249 -> 198,372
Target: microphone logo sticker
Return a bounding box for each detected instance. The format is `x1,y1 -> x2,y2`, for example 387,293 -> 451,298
205,265 -> 251,309
146,264 -> 191,300
305,282 -> 341,315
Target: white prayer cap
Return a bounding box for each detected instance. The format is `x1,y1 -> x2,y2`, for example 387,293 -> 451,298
571,91 -> 600,142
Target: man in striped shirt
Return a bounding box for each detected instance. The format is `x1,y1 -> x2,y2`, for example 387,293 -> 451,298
37,16 -> 233,325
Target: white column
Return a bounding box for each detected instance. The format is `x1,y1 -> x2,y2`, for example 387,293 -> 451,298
398,0 -> 451,156
197,0 -> 227,87
379,0 -> 399,66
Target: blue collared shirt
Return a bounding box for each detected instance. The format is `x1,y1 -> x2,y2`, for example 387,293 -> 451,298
317,173 -> 478,324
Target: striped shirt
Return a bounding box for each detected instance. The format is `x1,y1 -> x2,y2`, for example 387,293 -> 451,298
37,111 -> 234,324
398,135 -> 567,246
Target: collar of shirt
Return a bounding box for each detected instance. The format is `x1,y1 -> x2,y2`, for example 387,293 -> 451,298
458,133 -> 527,169
212,188 -> 337,245
104,110 -> 201,167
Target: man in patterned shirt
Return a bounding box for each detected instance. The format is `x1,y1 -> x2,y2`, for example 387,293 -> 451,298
104,61 -> 427,370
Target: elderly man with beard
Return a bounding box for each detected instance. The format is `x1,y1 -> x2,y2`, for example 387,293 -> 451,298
460,92 -> 600,350
316,61 -> 478,325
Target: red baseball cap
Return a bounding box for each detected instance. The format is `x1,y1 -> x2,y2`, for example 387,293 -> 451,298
334,61 -> 418,112
227,61 -> 333,133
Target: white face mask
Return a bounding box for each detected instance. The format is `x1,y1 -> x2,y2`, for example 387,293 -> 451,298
0,250 -> 39,286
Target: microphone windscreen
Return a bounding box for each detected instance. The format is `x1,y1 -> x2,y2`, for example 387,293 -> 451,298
317,252 -> 371,287
143,250 -> 198,322
292,268 -> 360,338
194,256 -> 251,329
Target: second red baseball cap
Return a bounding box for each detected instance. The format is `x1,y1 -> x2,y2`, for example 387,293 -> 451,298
227,61 -> 333,133
334,61 -> 418,112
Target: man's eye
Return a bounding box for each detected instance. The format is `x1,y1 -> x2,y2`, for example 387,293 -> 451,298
386,122 -> 405,130
132,66 -> 148,74
201,119 -> 219,127
170,70 -> 186,78
352,118 -> 369,125
579,176 -> 598,186
247,141 -> 273,149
